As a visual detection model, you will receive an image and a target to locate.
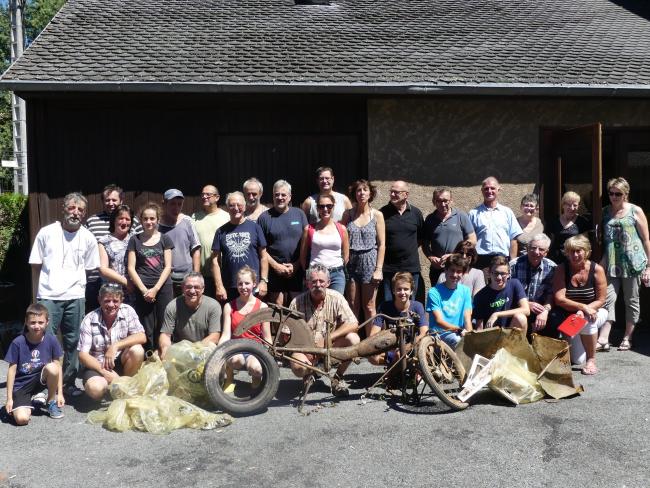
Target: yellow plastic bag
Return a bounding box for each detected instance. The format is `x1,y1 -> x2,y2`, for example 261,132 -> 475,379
109,354 -> 169,399
88,395 -> 232,434
162,340 -> 216,406
488,348 -> 544,405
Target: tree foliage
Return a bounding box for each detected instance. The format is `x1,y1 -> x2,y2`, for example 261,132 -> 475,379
0,0 -> 66,191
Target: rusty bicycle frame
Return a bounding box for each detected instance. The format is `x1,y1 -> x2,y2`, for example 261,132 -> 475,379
233,303 -> 465,412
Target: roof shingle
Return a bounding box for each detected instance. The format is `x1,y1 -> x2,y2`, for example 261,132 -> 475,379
3,0 -> 650,92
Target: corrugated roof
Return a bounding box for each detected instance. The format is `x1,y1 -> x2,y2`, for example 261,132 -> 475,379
2,0 -> 650,93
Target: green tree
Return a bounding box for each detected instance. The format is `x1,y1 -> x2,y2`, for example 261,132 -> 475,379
0,0 -> 66,191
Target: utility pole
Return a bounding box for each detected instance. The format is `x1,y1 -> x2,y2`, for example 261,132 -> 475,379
9,0 -> 28,195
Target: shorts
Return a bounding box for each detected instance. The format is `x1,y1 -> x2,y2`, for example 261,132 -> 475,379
268,267 -> 303,293
81,354 -> 124,383
11,370 -> 47,410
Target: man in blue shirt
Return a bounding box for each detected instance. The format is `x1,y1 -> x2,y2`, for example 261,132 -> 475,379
469,176 -> 522,270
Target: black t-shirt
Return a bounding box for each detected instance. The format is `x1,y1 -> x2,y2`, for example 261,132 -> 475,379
380,203 -> 424,273
127,233 -> 174,287
548,215 -> 592,263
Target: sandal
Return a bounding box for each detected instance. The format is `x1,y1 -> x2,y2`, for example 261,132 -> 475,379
595,342 -> 610,352
618,339 -> 632,351
581,361 -> 599,375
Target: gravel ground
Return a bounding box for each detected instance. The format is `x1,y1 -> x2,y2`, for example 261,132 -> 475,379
1,328 -> 649,488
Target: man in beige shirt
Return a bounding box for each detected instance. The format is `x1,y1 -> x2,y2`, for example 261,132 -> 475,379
289,264 -> 360,396
192,184 -> 229,298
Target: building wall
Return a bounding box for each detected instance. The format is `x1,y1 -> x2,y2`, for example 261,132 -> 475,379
367,96 -> 650,287
368,97 -> 650,213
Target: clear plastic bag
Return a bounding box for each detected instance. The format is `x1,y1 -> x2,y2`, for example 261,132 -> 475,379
109,354 -> 169,399
88,343 -> 233,434
87,395 -> 232,434
488,348 -> 545,405
162,340 -> 216,406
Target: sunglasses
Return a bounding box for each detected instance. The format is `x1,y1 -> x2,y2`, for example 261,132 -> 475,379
609,191 -> 624,197
317,204 -> 334,210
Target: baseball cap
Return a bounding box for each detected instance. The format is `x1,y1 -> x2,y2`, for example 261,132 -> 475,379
163,189 -> 184,200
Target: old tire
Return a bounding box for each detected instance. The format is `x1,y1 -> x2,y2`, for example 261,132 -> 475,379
204,339 -> 280,416
417,336 -> 469,411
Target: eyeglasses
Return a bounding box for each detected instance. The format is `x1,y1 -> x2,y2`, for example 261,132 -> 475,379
390,190 -> 407,195
491,271 -> 509,278
609,191 -> 624,197
317,204 -> 334,210
201,192 -> 217,197
274,192 -> 288,198
435,199 -> 450,204
183,285 -> 204,290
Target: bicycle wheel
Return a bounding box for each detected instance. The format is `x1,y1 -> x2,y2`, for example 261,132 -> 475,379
417,335 -> 468,411
204,339 -> 280,415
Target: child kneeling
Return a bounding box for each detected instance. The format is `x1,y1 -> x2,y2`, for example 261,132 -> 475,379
5,304 -> 65,424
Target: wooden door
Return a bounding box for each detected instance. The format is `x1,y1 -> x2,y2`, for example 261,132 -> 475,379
540,123 -> 603,258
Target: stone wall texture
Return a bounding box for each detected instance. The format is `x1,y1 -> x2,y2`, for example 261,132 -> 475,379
367,96 -> 650,286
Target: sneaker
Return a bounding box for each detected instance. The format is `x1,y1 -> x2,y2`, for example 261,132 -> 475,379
330,376 -> 350,397
64,384 -> 83,397
31,391 -> 47,408
47,400 -> 64,419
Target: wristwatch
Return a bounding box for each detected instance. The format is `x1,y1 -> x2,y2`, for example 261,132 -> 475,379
260,277 -> 269,283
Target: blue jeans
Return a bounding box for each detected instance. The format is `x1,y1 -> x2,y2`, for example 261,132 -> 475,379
40,298 -> 86,387
328,268 -> 347,295
438,330 -> 461,349
382,272 -> 420,302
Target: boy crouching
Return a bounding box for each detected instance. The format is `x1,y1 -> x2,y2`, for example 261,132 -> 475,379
5,303 -> 65,424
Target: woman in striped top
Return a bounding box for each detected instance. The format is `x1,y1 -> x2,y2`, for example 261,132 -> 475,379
552,235 -> 607,375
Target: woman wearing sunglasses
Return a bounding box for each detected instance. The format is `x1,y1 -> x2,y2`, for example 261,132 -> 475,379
597,178 -> 650,352
300,194 -> 350,295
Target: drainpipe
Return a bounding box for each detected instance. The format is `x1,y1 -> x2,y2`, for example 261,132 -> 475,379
9,0 -> 28,195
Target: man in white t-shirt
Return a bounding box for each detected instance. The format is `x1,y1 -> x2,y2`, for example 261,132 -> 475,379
29,192 -> 100,396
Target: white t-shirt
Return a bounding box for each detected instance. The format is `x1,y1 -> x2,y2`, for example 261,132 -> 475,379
29,222 -> 100,300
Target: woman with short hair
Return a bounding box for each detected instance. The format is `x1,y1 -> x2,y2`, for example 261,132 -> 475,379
597,177 -> 650,352
516,193 -> 544,255
98,204 -> 136,305
551,235 -> 607,375
547,191 -> 591,264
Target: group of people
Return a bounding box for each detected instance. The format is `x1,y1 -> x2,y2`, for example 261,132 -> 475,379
5,168 -> 649,424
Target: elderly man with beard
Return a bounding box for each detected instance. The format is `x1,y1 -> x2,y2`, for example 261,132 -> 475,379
243,177 -> 268,222
289,265 -> 360,396
78,284 -> 146,401
257,179 -> 308,306
29,192 -> 100,397
158,272 -> 222,358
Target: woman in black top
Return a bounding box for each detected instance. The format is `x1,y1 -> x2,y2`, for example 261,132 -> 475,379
547,191 -> 591,264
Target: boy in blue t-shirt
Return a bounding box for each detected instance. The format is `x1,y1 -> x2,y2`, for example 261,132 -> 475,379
426,254 -> 473,349
5,304 -> 65,424
472,255 -> 530,332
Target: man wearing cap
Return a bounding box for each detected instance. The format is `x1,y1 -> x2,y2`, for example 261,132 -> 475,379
159,189 -> 201,297
192,184 -> 230,298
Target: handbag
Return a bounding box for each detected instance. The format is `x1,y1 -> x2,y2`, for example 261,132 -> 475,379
557,313 -> 588,338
